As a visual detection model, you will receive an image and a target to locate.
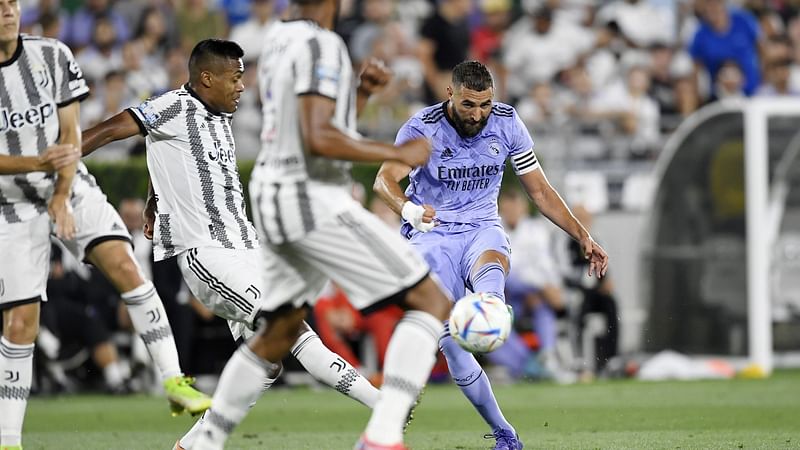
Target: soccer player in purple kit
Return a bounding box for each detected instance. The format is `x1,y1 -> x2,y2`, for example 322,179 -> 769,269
374,60 -> 609,450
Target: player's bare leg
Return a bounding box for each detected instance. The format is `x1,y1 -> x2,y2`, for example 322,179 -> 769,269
193,306 -> 307,450
0,303 -> 39,449
358,276 -> 450,449
86,240 -> 210,415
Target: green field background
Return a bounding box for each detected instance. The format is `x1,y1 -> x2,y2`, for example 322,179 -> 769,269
22,370 -> 800,449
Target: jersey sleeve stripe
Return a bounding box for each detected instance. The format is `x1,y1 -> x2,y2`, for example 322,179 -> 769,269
491,111 -> 514,117
511,148 -> 540,175
513,152 -> 536,166
56,90 -> 89,108
308,37 -> 323,93
512,148 -> 536,163
126,108 -> 147,136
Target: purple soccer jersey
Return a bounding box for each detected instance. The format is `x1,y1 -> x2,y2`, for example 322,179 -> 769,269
395,100 -> 530,440
394,101 -> 537,225
395,101 -> 539,300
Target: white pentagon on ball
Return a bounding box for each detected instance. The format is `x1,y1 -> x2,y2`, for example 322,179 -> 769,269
449,292 -> 512,353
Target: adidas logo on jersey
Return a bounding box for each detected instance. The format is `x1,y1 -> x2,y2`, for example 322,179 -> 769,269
441,147 -> 455,160
0,103 -> 55,132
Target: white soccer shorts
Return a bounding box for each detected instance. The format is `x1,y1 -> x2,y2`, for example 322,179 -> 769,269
58,189 -> 132,263
256,200 -> 430,314
0,214 -> 50,306
177,246 -> 264,340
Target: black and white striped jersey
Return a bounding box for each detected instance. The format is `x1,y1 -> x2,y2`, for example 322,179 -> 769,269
128,85 -> 258,261
0,34 -> 91,224
253,19 -> 356,187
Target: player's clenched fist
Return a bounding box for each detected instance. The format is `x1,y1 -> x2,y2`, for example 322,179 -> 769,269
402,202 -> 436,232
396,137 -> 431,167
358,57 -> 392,96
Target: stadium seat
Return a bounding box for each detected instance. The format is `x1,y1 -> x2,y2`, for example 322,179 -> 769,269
563,171 -> 609,213
621,172 -> 656,211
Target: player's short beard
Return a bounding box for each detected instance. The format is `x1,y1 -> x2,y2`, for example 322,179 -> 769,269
451,107 -> 489,138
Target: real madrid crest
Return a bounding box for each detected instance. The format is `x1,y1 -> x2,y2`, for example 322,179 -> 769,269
489,141 -> 501,156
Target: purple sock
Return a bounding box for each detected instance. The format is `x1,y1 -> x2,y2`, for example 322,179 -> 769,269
534,303 -> 558,351
470,262 -> 506,301
440,324 -> 515,433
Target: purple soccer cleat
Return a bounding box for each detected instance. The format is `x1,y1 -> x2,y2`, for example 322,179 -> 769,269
485,428 -> 524,450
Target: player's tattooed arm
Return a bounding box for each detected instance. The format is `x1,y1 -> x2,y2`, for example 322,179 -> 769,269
519,169 -> 608,278
81,110 -> 141,157
50,101 -> 81,240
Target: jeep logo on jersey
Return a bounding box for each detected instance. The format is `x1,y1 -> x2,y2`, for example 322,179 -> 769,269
0,103 -> 55,133
208,140 -> 235,164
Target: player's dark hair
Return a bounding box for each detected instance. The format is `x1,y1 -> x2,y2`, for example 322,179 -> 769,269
188,39 -> 244,82
452,61 -> 494,91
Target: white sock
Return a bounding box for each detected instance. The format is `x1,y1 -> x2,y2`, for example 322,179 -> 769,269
180,371 -> 280,449
364,311 -> 442,445
0,337 -> 34,447
103,361 -> 125,388
178,410 -> 207,450
292,330 -> 379,408
122,281 -> 182,380
194,346 -> 276,449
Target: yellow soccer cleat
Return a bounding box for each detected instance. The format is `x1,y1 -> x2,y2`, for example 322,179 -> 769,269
163,375 -> 211,417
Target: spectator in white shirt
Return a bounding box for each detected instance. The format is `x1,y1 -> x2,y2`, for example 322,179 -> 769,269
229,0 -> 275,61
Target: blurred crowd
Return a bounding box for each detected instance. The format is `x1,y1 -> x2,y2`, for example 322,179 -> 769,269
20,0 -> 800,165
25,0 -> 800,392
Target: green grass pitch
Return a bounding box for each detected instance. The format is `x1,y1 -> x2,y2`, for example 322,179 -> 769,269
22,370 -> 800,449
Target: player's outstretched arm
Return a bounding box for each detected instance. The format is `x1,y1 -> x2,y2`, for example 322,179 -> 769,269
298,94 -> 430,166
81,110 -> 141,157
519,169 -> 609,278
374,161 -> 436,232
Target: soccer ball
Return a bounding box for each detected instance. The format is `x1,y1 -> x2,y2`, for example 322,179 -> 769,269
449,292 -> 512,353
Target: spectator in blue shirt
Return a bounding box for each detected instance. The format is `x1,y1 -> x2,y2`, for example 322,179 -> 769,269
689,0 -> 763,96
